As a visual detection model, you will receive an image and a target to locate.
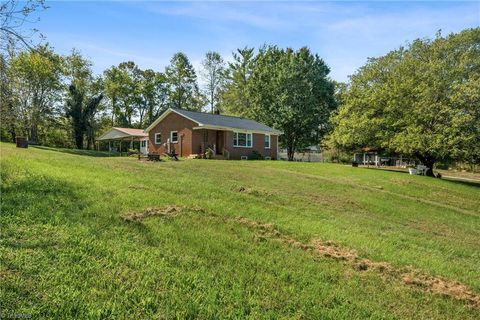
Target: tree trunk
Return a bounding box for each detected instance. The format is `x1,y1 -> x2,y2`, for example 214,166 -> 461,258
9,123 -> 16,143
424,161 -> 436,177
87,126 -> 94,150
415,152 -> 436,177
30,123 -> 38,144
287,146 -> 295,161
74,131 -> 83,150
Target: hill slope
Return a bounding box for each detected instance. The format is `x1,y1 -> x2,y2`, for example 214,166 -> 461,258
1,143 -> 479,319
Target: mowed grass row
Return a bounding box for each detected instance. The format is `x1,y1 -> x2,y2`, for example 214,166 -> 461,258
1,142 -> 479,319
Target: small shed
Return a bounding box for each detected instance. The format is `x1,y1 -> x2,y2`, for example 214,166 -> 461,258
97,127 -> 148,154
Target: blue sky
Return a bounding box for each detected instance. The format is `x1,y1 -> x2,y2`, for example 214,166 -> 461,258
38,1 -> 479,82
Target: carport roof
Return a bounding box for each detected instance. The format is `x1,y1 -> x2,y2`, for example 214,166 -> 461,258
97,127 -> 147,141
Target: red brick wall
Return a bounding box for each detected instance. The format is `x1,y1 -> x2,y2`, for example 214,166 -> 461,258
148,112 -> 198,157
191,129 -> 217,154
148,111 -> 279,159
224,131 -> 278,160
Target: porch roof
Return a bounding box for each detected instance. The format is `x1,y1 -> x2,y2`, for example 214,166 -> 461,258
97,127 -> 148,141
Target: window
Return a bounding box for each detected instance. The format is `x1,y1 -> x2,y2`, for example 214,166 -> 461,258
141,140 -> 146,147
170,131 -> 178,143
155,133 -> 161,144
233,132 -> 252,148
264,134 -> 271,149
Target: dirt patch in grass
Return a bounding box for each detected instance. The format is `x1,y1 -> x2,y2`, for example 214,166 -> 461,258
231,215 -> 480,310
0,269 -> 17,280
122,206 -> 480,309
390,178 -> 414,186
403,273 -> 480,307
122,205 -> 204,222
235,186 -> 273,197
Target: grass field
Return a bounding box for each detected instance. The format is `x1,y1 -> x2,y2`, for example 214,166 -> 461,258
1,142 -> 479,319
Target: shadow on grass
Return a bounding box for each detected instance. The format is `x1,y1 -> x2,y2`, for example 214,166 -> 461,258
441,177 -> 480,188
363,166 -> 480,188
32,145 -> 121,157
1,168 -> 90,224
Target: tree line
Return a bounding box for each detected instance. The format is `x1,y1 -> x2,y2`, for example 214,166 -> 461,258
0,44 -> 336,159
1,1 -> 478,169
328,28 -> 480,174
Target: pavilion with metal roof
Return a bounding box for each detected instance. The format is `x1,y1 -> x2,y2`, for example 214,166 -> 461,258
97,127 -> 148,154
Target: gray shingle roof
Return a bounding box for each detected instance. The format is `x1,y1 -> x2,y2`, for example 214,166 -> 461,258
172,108 -> 282,134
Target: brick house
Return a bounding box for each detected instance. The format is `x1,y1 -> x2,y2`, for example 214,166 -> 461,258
144,108 -> 282,160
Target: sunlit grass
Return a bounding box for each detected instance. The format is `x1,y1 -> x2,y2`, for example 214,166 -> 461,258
1,142 -> 479,319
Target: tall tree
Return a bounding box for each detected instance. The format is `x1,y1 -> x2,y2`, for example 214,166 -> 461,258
201,51 -> 226,113
247,46 -> 336,161
329,28 -> 480,175
65,84 -> 103,150
64,48 -> 92,93
165,52 -> 203,111
142,69 -> 169,126
64,50 -> 104,149
103,65 -> 133,126
6,45 -> 63,143
221,47 -> 255,116
0,53 -> 16,142
118,61 -> 141,126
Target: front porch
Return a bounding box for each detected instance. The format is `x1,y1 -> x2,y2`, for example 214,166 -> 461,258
194,128 -> 230,159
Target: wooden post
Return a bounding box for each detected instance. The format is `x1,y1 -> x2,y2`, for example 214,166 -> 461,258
180,135 -> 183,157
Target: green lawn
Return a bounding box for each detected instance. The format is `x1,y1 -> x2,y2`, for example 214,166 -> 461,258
1,142 -> 479,319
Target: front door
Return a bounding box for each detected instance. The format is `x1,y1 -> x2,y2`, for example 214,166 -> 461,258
216,131 -> 224,155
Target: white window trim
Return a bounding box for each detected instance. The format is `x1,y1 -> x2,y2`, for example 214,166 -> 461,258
233,132 -> 253,148
170,131 -> 178,143
155,133 -> 161,145
264,134 -> 271,149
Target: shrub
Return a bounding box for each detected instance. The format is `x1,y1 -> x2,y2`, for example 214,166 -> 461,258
204,148 -> 214,159
250,150 -> 263,160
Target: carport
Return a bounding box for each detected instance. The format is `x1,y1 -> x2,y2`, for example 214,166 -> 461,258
97,127 -> 148,155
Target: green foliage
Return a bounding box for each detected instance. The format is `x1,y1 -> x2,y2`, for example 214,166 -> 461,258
1,143 -> 480,318
3,45 -> 63,143
221,47 -> 255,116
165,52 -> 204,111
141,69 -> 169,126
65,84 -> 103,149
204,147 -> 214,159
64,51 -> 103,149
201,51 -> 226,113
329,28 -> 480,173
322,148 -> 352,164
246,46 -> 336,160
